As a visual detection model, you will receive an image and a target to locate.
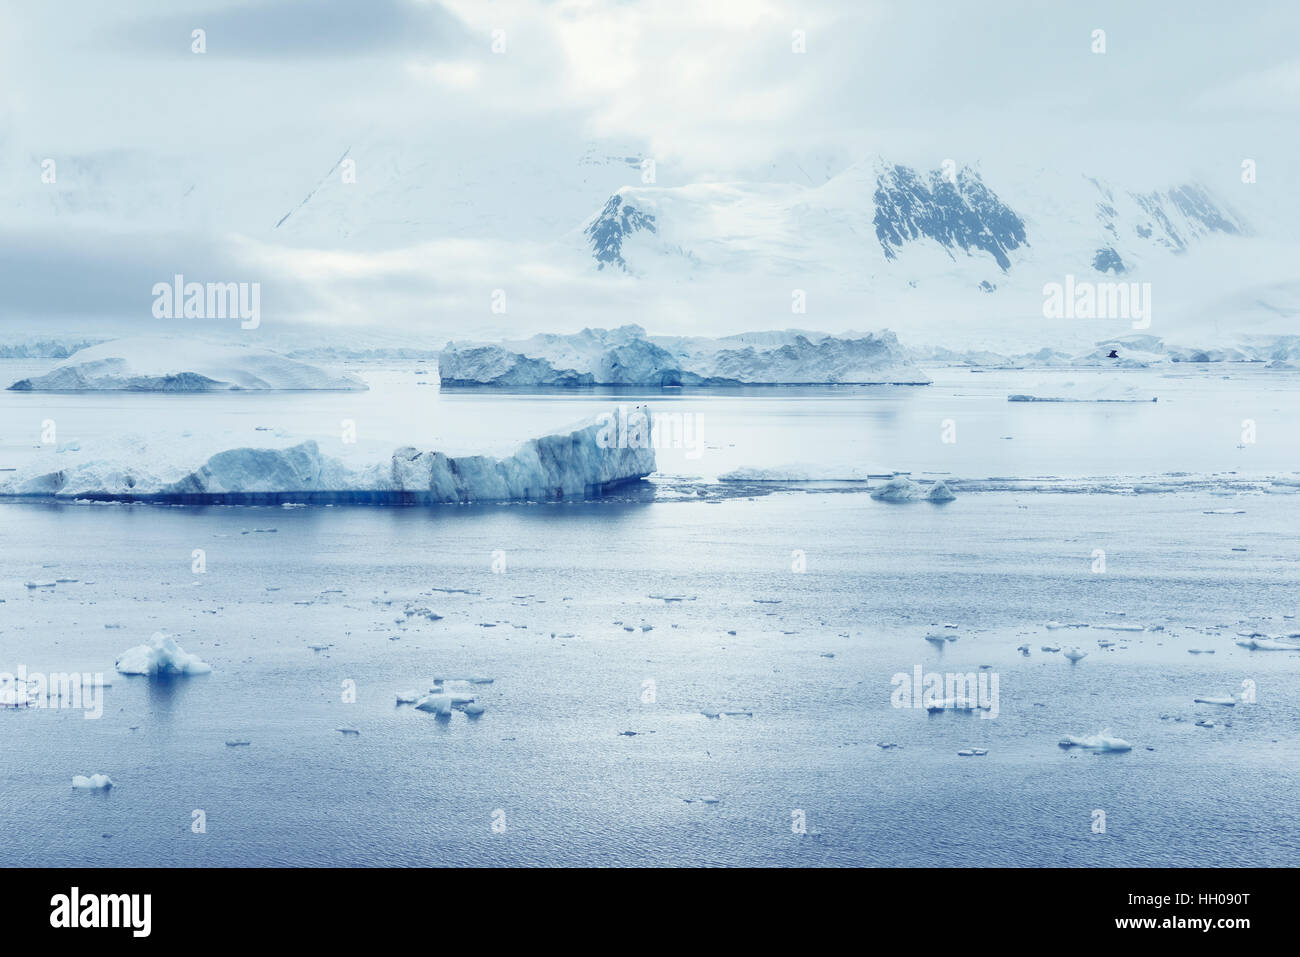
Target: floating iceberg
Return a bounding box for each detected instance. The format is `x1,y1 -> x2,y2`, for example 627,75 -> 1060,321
72,774 -> 114,789
115,633 -> 212,676
1063,647 -> 1088,662
8,337 -> 366,392
1058,730 -> 1132,752
869,477 -> 957,503
438,325 -> 930,386
1193,696 -> 1236,706
0,409 -> 656,504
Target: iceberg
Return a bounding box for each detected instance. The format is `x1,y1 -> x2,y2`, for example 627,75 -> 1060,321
115,633 -> 212,676
72,774 -> 114,789
1058,730 -> 1132,752
869,477 -> 957,503
437,325 -> 930,386
0,409 -> 656,504
8,337 -> 366,392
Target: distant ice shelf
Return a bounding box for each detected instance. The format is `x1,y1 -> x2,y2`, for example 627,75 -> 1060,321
7,336 -> 366,392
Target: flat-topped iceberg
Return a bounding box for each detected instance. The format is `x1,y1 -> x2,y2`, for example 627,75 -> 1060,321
0,409 -> 657,504
437,324 -> 930,386
8,336 -> 366,392
1058,730 -> 1132,752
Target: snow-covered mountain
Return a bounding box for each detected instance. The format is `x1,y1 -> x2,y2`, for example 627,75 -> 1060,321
437,324 -> 929,386
579,157 -> 1248,287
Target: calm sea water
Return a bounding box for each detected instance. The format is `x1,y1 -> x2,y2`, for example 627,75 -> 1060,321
1,365 -> 1298,866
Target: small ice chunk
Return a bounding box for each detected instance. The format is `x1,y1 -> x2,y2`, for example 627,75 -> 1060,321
395,690 -> 420,704
927,481 -> 956,503
415,694 -> 453,716
1063,647 -> 1088,662
1058,730 -> 1132,752
1193,696 -> 1236,706
72,774 -> 114,789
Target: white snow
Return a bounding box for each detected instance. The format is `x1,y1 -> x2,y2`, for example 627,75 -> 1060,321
7,337 -> 367,392
72,774 -> 114,789
115,633 -> 212,676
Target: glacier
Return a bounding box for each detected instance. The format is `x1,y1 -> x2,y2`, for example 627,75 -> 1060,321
437,324 -> 930,386
7,336 -> 367,392
0,409 -> 657,504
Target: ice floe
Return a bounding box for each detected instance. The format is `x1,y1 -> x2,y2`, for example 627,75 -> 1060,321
72,774 -> 114,789
1058,730 -> 1132,752
1234,636 -> 1300,650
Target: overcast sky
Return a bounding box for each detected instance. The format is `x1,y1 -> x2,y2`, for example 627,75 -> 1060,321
3,0 -> 1298,341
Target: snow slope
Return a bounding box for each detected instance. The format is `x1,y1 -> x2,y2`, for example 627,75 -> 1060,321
7,337 -> 367,392
571,156 -> 1288,356
579,158 -> 1245,282
0,409 -> 656,504
438,324 -> 929,386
